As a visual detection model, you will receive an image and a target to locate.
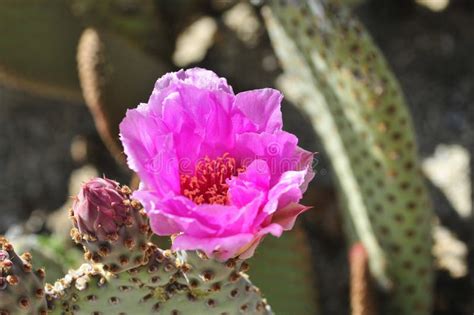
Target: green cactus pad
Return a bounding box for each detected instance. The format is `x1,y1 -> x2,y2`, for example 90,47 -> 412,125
263,1 -> 433,314
45,263 -> 159,314
248,225 -> 319,315
0,0 -> 82,100
71,0 -> 172,58
174,251 -> 273,315
46,248 -> 272,315
70,190 -> 152,274
0,237 -> 47,315
125,247 -> 179,288
76,27 -> 171,159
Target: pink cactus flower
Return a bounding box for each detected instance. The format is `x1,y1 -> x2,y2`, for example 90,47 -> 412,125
119,68 -> 314,260
72,177 -> 130,240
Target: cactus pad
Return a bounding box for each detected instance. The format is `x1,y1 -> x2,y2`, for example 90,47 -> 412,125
0,237 -> 47,315
263,1 -> 434,313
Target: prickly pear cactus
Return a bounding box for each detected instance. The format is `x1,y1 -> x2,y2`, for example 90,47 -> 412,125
71,0 -> 172,58
0,237 -> 48,315
0,0 -> 83,100
0,178 -> 273,315
44,239 -> 272,314
263,1 -> 433,314
76,28 -> 171,160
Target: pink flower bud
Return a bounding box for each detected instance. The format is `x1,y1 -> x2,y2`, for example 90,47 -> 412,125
72,177 -> 130,240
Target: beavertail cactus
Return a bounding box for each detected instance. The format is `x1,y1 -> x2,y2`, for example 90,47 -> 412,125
263,1 -> 433,314
76,28 -> 171,161
70,177 -> 152,273
44,175 -> 274,314
0,237 -> 47,315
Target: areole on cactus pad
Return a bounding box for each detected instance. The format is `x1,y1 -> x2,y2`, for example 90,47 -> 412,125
119,68 -> 315,260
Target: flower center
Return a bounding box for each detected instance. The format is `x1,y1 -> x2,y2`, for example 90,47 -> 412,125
180,153 -> 244,205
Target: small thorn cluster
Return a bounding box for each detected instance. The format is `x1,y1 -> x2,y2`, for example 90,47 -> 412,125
0,237 -> 47,315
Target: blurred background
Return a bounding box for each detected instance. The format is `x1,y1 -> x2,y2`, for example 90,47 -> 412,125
0,0 -> 473,314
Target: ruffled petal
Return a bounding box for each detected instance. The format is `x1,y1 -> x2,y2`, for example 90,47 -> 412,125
148,68 -> 233,112
233,131 -> 302,184
234,88 -> 283,133
156,68 -> 233,94
143,195 -> 218,237
172,233 -> 255,261
264,170 -> 307,214
228,159 -> 270,207
177,85 -> 236,157
219,194 -> 265,235
271,203 -> 310,231
295,147 -> 315,193
119,109 -> 181,197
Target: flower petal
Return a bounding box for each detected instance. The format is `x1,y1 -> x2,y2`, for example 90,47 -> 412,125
156,68 -> 233,94
264,170 -> 307,214
119,111 -> 181,197
271,203 -> 310,231
234,131 -> 302,184
234,88 -> 283,133
228,159 -> 270,207
143,195 -> 217,237
172,233 -> 255,261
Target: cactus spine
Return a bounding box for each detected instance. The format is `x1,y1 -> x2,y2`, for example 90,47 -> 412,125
263,1 -> 433,314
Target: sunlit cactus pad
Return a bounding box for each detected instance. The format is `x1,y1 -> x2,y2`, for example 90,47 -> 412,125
44,248 -> 271,315
263,0 -> 433,314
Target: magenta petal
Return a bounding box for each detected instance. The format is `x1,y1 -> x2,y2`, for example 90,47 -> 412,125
221,194 -> 264,235
120,115 -> 181,197
296,147 -> 315,193
234,88 -> 283,133
271,203 -> 310,231
192,203 -> 238,231
235,159 -> 271,190
172,233 -> 255,261
237,236 -> 264,260
148,68 -> 233,111
147,210 -> 185,235
259,223 -> 284,237
146,196 -> 218,237
149,210 -> 216,237
233,131 -> 303,184
264,170 -> 306,214
156,68 -> 233,94
177,86 -> 235,155
228,159 -> 270,208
